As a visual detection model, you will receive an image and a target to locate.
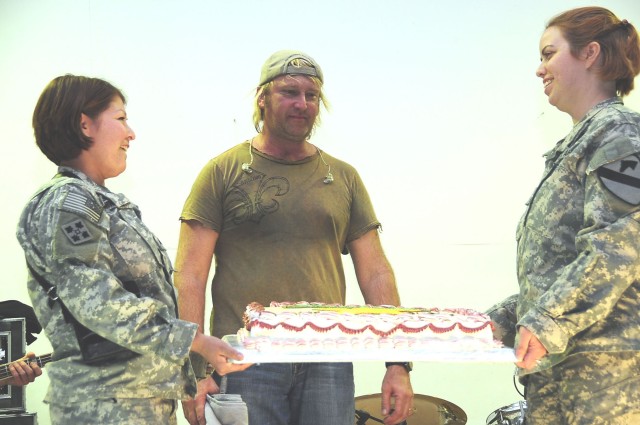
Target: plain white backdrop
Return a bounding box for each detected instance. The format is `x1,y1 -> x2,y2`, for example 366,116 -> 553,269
1,0 -> 639,423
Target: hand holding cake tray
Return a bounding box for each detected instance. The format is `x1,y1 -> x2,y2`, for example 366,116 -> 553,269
223,302 -> 517,363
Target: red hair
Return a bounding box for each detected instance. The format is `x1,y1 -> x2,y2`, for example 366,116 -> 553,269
547,6 -> 640,96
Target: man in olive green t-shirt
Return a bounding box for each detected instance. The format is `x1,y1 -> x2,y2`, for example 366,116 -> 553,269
175,50 -> 413,425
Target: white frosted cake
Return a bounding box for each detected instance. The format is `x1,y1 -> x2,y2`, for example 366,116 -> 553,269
237,301 -> 501,352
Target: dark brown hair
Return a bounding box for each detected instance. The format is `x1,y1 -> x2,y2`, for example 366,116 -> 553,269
32,74 -> 126,164
547,6 -> 640,96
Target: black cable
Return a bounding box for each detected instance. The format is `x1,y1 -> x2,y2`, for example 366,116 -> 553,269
513,369 -> 525,398
355,409 -> 384,424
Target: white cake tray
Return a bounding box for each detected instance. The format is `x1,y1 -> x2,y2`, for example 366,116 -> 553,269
222,335 -> 517,364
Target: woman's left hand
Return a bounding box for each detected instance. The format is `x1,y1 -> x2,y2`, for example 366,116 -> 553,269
515,326 -> 548,369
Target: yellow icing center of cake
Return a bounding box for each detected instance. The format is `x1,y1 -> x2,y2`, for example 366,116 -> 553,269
269,305 -> 426,315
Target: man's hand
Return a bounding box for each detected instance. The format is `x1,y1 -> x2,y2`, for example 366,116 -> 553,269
380,365 -> 414,425
1,352 -> 42,387
515,326 -> 548,369
182,376 -> 219,425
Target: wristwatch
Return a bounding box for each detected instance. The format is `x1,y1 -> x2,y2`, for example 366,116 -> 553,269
385,362 -> 413,373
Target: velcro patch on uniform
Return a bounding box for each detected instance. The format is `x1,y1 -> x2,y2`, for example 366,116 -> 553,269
60,188 -> 102,223
62,219 -> 94,245
598,154 -> 640,205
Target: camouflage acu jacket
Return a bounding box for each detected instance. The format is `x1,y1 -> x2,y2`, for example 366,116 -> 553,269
16,167 -> 198,404
494,98 -> 640,375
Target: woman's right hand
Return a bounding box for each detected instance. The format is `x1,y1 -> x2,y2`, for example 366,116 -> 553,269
191,333 -> 253,376
184,335 -> 252,425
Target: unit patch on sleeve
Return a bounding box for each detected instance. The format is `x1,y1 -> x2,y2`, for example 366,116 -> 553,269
62,219 -> 94,245
597,154 -> 640,205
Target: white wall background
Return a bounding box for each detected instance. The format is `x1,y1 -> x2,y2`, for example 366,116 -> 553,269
1,0 -> 639,423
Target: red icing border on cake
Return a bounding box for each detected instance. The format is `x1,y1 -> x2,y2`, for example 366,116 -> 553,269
245,302 -> 493,338
249,319 -> 491,338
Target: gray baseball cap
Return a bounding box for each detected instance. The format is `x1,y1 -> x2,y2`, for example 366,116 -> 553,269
259,50 -> 323,86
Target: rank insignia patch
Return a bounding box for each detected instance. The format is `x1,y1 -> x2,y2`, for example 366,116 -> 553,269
598,154 -> 640,205
62,219 -> 94,245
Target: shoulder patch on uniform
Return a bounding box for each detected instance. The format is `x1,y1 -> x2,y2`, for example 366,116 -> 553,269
60,186 -> 103,223
61,219 -> 94,245
597,154 -> 640,205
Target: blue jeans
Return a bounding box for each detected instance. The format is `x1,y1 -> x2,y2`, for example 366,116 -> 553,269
216,362 -> 354,425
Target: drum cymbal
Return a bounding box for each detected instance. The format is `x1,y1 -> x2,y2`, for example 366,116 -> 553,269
355,393 -> 467,425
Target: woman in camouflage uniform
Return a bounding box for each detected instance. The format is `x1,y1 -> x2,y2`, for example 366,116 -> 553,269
490,6 -> 640,425
17,75 -> 250,424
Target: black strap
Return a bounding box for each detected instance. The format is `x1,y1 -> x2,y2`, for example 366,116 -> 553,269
25,260 -> 140,365
26,261 -> 70,320
25,260 -> 140,322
